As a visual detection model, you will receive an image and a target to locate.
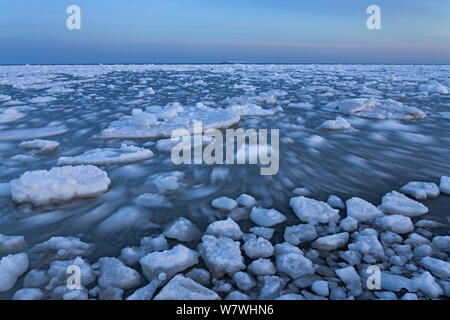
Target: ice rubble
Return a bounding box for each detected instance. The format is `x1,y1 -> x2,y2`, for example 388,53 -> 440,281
10,165 -> 111,205
100,105 -> 241,139
311,232 -> 349,251
206,218 -> 243,240
19,139 -> 59,152
57,144 -> 153,166
0,234 -> 25,254
324,98 -> 426,120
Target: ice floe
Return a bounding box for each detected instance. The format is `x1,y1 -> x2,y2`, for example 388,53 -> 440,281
400,181 -> 440,200
57,144 -> 153,166
19,139 -> 59,152
380,191 -> 429,217
289,196 -> 339,224
10,165 -> 111,205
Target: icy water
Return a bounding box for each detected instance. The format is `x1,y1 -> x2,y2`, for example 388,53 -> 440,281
0,64 -> 449,259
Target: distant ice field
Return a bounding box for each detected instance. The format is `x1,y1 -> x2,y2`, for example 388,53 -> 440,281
0,64 -> 449,256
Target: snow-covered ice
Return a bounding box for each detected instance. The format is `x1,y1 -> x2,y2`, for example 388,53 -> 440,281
250,207 -> 287,227
380,191 -> 429,217
289,196 -> 340,224
399,181 -> 440,200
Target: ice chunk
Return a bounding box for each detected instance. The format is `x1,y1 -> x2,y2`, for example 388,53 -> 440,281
250,207 -> 287,227
289,196 -> 339,224
185,268 -> 210,286
431,236 -> 450,254
284,223 -> 317,245
135,193 -> 172,209
318,117 -> 352,130
235,193 -> 256,207
23,269 -> 49,288
47,257 -> 96,289
0,234 -> 26,254
30,236 -> 91,263
335,266 -> 362,297
339,250 -> 362,266
198,235 -> 245,278
311,232 -> 349,251
418,80 -> 448,94
206,217 -> 243,240
258,276 -> 282,300
311,280 -> 329,297
380,191 -> 428,217
0,108 -> 24,124
228,103 -> 275,116
0,253 -> 29,292
19,139 -> 59,152
126,280 -> 159,300
292,187 -> 311,196
346,197 -> 383,222
324,98 -> 425,120
327,195 -> 345,209
376,214 -> 414,234
340,216 -> 358,233
439,176 -> 450,195
58,144 -> 153,166
154,274 -> 219,300
399,181 -> 440,200
348,229 -> 385,259
151,171 -> 184,194
10,165 -> 111,205
94,257 -> 140,290
233,271 -> 256,290
13,288 -> 44,300
275,252 -> 314,279
139,244 -> 199,281
164,217 -> 201,242
243,236 -> 274,259
249,227 -> 274,240
211,196 -> 238,211
420,257 -> 450,278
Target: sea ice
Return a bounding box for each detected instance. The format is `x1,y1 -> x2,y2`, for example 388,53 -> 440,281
418,80 -> 448,94
284,223 -> 318,245
420,257 -> 450,278
375,215 -> 414,234
346,197 -> 383,222
154,274 -> 220,300
206,217 -> 243,240
380,191 -> 428,217
211,196 -> 238,211
0,234 -> 25,254
30,236 -> 91,262
311,232 -> 349,251
348,229 -> 385,260
57,144 -> 153,166
275,252 -> 314,279
243,235 -> 274,259
318,117 -> 353,130
324,98 -> 425,120
250,207 -> 287,227
439,176 -> 450,194
139,245 -> 199,281
335,266 -> 362,297
164,217 -> 202,242
94,257 -> 140,290
198,235 -> 245,278
289,196 -> 339,224
327,195 -> 345,209
399,181 -> 440,200
0,253 -> 29,292
235,193 -> 256,207
12,288 -> 44,300
10,165 -> 111,205
19,139 -> 59,152
0,108 -> 24,124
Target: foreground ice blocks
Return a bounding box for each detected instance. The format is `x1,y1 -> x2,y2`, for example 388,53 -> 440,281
10,165 -> 111,205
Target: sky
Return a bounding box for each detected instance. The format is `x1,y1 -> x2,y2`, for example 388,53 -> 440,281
0,0 -> 449,64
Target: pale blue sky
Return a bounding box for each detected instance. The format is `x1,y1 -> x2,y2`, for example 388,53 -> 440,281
0,0 -> 449,64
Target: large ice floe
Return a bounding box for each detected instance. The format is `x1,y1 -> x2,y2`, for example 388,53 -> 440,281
10,165 -> 111,205
57,144 -> 153,166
